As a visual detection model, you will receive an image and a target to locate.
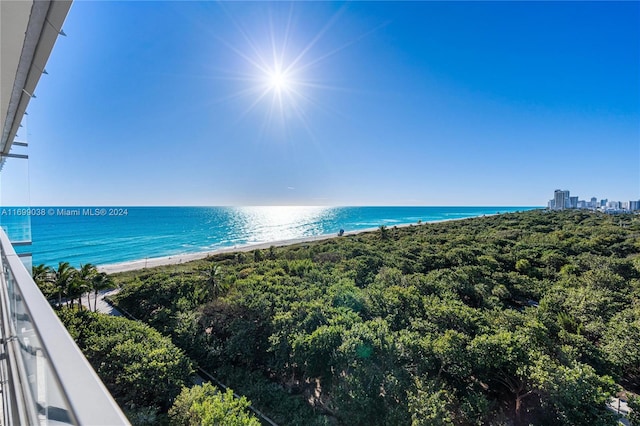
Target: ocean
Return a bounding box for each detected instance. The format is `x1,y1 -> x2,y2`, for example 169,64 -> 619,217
1,206 -> 537,268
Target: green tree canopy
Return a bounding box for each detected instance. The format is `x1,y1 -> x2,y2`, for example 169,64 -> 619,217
169,383 -> 260,426
57,308 -> 193,416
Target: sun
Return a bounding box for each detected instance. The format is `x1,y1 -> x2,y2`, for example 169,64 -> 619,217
211,4 -> 334,134
268,70 -> 291,93
215,2 -> 377,137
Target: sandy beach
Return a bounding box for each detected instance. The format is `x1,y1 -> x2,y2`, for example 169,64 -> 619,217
97,227 -> 377,274
96,214 -> 498,275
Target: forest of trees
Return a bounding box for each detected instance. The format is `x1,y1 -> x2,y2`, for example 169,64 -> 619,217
36,210 -> 640,424
103,210 -> 640,425
57,308 -> 194,421
56,308 -> 260,425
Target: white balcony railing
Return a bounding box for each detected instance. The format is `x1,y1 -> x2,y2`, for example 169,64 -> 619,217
0,227 -> 129,425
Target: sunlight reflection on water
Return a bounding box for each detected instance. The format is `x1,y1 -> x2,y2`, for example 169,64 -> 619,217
231,206 -> 335,243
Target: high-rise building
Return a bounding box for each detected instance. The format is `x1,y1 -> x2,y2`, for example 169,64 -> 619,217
607,201 -> 620,210
553,190 -> 570,210
569,196 -> 578,209
629,200 -> 640,212
590,197 -> 598,209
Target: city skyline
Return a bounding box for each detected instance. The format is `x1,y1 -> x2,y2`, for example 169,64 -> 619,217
549,189 -> 640,211
2,1 -> 638,206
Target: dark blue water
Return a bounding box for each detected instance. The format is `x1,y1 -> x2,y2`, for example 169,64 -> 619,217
1,206 -> 537,267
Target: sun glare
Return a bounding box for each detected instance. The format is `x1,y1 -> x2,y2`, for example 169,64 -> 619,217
268,70 -> 290,93
213,5 -> 336,135
216,3 -> 377,137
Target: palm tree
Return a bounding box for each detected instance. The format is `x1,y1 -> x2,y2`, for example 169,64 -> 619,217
32,264 -> 54,300
32,263 -> 52,282
379,225 -> 389,240
91,272 -> 112,312
66,276 -> 86,309
54,262 -> 76,307
77,263 -> 98,309
198,263 -> 225,301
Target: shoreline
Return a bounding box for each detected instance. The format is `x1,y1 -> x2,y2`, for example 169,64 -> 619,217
97,214 -> 500,275
98,226 -> 381,274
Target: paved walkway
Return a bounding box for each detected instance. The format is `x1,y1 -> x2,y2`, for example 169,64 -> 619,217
607,397 -> 631,426
80,289 -> 122,316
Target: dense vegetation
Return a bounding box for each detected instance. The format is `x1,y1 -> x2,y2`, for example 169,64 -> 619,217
57,308 -> 194,422
56,308 -> 260,425
109,210 -> 639,425
169,383 -> 260,426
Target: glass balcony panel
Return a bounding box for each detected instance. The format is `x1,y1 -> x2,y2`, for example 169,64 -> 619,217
0,228 -> 129,425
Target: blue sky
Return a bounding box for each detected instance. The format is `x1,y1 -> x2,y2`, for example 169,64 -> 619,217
9,1 -> 640,206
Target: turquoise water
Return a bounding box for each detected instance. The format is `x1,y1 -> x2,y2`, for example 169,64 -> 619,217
2,206 -> 537,268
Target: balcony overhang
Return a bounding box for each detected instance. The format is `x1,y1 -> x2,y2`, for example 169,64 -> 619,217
0,0 -> 72,166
